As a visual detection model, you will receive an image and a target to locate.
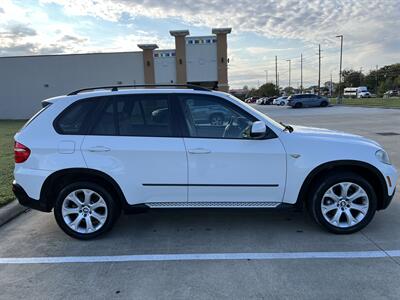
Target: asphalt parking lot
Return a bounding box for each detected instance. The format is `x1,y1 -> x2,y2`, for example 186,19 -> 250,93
1,105 -> 400,299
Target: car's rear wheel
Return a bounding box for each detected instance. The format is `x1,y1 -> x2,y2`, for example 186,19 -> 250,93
308,172 -> 377,234
294,102 -> 303,108
54,182 -> 120,239
279,101 -> 285,106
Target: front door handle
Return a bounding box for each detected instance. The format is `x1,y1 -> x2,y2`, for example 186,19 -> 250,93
88,146 -> 111,152
188,148 -> 211,154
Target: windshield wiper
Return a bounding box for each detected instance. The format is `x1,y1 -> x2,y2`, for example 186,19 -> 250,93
279,122 -> 294,133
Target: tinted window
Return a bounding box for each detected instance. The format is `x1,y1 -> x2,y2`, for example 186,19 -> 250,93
91,94 -> 172,137
91,99 -> 115,135
55,99 -> 98,134
179,95 -> 255,139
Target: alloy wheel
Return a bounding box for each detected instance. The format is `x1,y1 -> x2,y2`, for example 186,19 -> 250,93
321,182 -> 369,228
61,189 -> 108,234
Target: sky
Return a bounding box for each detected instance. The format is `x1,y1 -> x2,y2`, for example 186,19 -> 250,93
0,0 -> 399,89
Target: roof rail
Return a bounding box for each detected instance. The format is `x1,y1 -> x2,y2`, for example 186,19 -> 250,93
67,84 -> 212,96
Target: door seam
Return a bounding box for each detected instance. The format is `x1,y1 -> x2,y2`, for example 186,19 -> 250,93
182,138 -> 190,202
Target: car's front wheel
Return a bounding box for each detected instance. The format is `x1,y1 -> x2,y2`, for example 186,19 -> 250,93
294,102 -> 303,108
308,172 -> 377,234
54,182 -> 120,239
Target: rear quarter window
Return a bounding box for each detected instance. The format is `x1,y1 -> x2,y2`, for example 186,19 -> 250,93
54,98 -> 100,135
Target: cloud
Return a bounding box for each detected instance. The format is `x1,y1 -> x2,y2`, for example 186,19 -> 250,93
40,0 -> 399,45
7,23 -> 37,37
0,21 -> 89,56
59,34 -> 88,43
39,0 -> 400,86
245,47 -> 295,55
2,0 -> 400,88
108,30 -> 174,51
0,43 -> 38,55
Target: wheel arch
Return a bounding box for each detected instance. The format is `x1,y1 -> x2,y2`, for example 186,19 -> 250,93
297,160 -> 388,210
40,168 -> 129,211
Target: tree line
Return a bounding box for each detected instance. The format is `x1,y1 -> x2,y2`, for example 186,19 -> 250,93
242,63 -> 400,98
339,63 -> 400,96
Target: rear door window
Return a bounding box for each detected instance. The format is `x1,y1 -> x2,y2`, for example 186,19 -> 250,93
90,94 -> 174,137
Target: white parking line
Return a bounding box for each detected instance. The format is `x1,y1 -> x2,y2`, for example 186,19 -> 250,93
1,250 -> 400,264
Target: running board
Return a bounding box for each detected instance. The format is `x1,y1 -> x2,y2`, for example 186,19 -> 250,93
146,202 -> 281,208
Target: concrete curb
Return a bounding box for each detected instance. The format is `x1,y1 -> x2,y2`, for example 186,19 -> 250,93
335,104 -> 400,110
0,200 -> 29,227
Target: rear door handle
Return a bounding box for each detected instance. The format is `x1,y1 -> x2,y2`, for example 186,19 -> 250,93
88,146 -> 111,152
188,148 -> 211,154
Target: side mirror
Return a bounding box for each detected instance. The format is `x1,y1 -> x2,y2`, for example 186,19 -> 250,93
250,121 -> 267,139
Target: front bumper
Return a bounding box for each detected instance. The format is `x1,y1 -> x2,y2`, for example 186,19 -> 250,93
380,188 -> 396,210
12,182 -> 52,212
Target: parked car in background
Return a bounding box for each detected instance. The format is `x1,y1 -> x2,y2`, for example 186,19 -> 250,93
287,94 -> 329,108
344,86 -> 368,98
256,97 -> 265,105
245,97 -> 259,103
273,96 -> 288,106
383,90 -> 399,98
153,99 -> 231,126
264,96 -> 277,105
257,97 -> 274,105
358,92 -> 372,98
262,97 -> 270,105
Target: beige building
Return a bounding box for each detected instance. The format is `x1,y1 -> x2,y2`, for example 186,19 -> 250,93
0,28 -> 231,119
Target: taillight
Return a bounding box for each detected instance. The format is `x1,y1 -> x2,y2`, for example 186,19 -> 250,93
14,142 -> 31,163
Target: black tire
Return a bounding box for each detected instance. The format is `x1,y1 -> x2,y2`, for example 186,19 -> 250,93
320,101 -> 328,107
294,102 -> 303,108
307,172 -> 377,234
54,181 -> 121,240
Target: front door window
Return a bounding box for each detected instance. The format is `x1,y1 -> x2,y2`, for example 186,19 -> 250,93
178,94 -> 254,139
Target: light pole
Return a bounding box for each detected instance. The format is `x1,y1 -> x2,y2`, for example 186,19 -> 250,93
300,53 -> 303,93
286,59 -> 291,92
318,44 -> 321,95
275,56 -> 278,89
336,35 -> 343,103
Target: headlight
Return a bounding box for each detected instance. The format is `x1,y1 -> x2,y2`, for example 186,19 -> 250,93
376,149 -> 391,165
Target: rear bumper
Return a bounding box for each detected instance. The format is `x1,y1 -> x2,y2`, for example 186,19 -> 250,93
12,182 -> 52,212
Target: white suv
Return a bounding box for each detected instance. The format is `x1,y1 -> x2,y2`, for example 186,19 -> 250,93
13,85 -> 397,239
